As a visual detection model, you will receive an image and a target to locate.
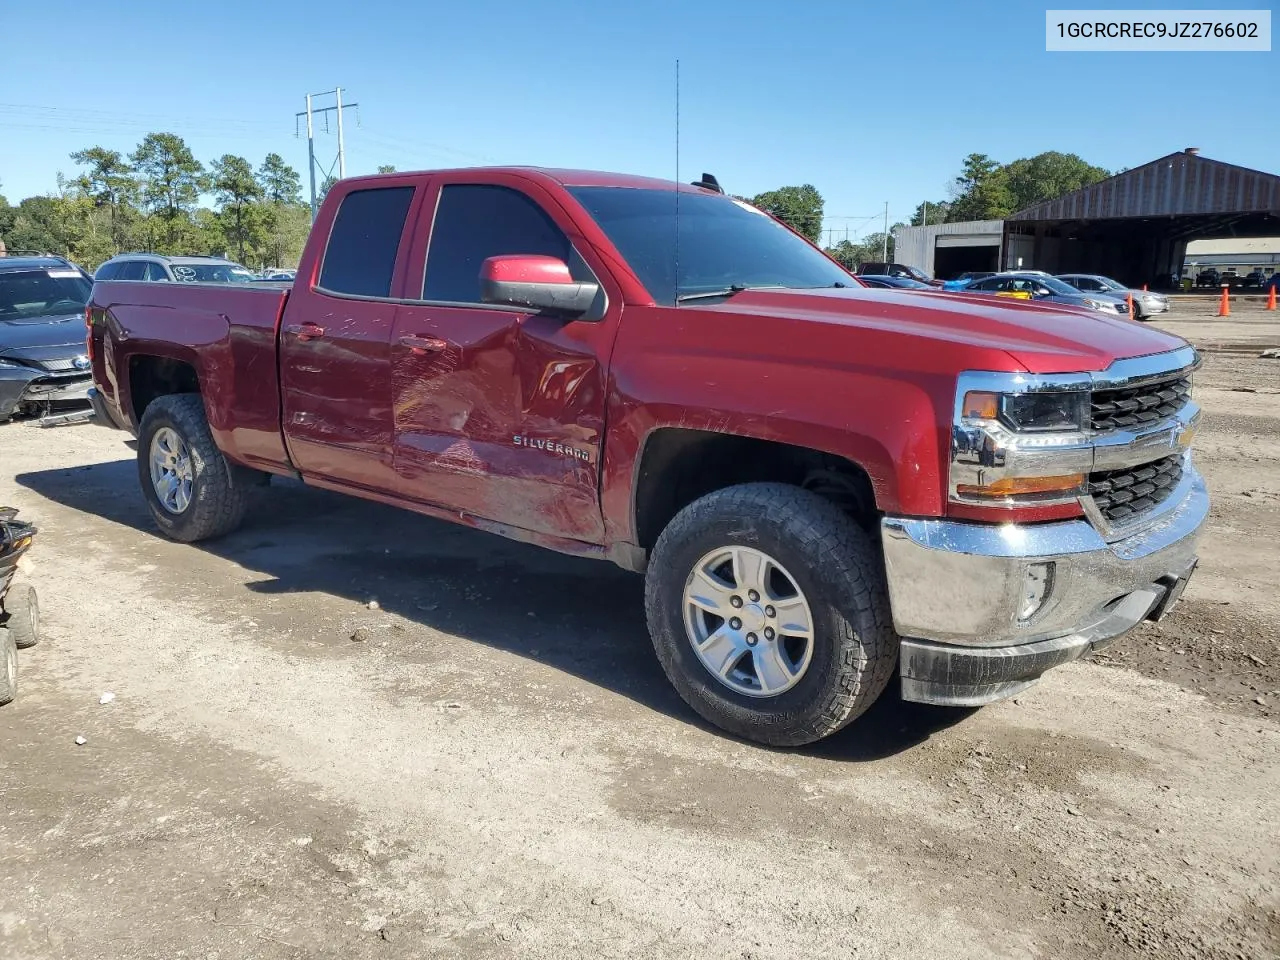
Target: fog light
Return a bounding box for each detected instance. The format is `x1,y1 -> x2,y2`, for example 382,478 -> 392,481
1018,562 -> 1054,622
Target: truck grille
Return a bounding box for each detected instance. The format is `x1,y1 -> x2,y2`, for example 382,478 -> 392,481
1090,375 -> 1191,432
1088,454 -> 1184,525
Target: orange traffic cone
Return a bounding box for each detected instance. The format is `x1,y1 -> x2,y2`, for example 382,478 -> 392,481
1267,285 -> 1277,311
1126,292 -> 1135,316
1217,285 -> 1231,317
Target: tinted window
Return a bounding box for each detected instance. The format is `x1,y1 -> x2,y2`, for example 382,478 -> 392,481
423,185 -> 583,303
319,186 -> 414,298
0,269 -> 92,320
146,262 -> 171,282
95,262 -> 119,280
117,261 -> 147,281
568,187 -> 852,305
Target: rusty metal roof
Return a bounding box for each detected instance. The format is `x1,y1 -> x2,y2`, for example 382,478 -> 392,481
1009,151 -> 1280,221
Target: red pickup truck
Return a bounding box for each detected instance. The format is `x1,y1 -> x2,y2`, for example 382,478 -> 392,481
86,167 -> 1207,746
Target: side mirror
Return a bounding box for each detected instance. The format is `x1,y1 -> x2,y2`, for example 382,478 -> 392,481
1034,286 -> 1053,298
479,255 -> 599,317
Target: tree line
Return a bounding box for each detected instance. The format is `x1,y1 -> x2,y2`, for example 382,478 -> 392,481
1,140 -> 1109,275
745,151 -> 1109,272
0,133 -> 314,270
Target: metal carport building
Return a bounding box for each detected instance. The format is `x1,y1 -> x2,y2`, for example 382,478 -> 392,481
895,149 -> 1280,287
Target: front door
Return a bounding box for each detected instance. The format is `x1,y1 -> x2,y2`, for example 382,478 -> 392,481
280,183 -> 417,489
389,180 -> 617,543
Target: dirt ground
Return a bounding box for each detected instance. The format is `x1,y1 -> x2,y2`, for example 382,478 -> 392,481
1,303 -> 1278,960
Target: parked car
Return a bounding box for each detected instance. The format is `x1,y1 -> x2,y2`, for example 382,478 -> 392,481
1057,274 -> 1170,321
257,269 -> 296,281
87,166 -> 1206,747
1193,268 -> 1221,288
942,271 -> 996,291
963,273 -> 1131,316
0,256 -> 95,423
857,263 -> 942,286
1266,273 -> 1280,293
95,253 -> 257,285
1240,270 -> 1267,290
856,275 -> 934,289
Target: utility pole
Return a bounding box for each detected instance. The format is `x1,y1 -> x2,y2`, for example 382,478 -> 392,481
922,202 -> 928,228
296,88 -> 359,222
882,202 -> 889,263
336,87 -> 346,179
304,94 -> 316,220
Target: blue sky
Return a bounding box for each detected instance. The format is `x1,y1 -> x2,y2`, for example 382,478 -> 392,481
1,0 -> 1275,244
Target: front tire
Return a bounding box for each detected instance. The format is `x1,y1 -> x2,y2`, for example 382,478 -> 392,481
6,583 -> 39,649
0,627 -> 16,706
137,394 -> 254,542
645,483 -> 899,747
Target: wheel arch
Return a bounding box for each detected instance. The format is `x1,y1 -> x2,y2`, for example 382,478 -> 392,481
629,426 -> 884,553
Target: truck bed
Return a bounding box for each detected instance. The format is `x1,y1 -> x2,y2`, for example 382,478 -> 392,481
89,280 -> 293,473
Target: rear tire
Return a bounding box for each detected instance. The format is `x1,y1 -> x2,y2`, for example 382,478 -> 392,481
645,483 -> 899,747
137,394 -> 255,542
0,627 -> 16,706
6,583 -> 39,649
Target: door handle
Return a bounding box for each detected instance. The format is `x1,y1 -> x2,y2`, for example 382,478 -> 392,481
398,334 -> 448,355
286,322 -> 325,341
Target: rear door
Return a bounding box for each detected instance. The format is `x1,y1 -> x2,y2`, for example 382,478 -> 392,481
279,182 -> 420,489
388,178 -> 619,542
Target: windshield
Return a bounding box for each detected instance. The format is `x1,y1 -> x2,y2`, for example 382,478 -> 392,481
1037,276 -> 1090,296
0,268 -> 91,321
567,187 -> 853,304
171,263 -> 255,283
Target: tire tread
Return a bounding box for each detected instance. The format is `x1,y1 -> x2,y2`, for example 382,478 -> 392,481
645,482 -> 898,747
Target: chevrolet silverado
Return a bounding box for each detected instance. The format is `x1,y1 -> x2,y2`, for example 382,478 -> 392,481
86,167 -> 1207,746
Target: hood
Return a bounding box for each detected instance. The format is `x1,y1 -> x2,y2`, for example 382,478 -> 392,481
0,313 -> 88,357
703,287 -> 1187,374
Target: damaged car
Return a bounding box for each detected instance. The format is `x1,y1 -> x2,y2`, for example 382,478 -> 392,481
0,256 -> 94,424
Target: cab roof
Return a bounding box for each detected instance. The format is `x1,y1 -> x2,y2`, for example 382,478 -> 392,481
341,166 -> 722,194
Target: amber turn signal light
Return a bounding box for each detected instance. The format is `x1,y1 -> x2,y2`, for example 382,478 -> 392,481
955,474 -> 1086,499
962,391 -> 1000,420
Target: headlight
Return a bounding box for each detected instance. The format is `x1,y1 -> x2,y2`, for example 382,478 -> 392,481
1081,297 -> 1106,311
952,373 -> 1094,509
963,389 -> 1088,433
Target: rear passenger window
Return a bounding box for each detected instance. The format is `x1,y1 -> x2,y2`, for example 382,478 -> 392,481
423,184 -> 590,303
95,262 -> 118,280
318,186 -> 414,298
117,261 -> 146,281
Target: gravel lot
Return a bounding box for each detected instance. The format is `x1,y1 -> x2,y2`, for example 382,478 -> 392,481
1,304 -> 1278,960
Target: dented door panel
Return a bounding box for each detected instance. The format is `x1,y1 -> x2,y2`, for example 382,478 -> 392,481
389,305 -> 609,541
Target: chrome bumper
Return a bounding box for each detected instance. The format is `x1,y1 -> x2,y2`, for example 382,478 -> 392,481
881,466 -> 1208,706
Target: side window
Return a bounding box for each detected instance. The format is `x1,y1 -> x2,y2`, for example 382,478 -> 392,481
146,262 -> 171,282
117,261 -> 147,281
318,186 -> 414,298
95,262 -> 118,281
422,184 -> 590,304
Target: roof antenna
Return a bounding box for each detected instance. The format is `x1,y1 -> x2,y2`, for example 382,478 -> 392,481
692,173 -> 723,194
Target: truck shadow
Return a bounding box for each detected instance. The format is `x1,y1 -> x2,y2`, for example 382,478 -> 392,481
16,457 -> 974,760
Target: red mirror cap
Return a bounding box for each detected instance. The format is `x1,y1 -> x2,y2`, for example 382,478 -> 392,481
480,255 -> 573,285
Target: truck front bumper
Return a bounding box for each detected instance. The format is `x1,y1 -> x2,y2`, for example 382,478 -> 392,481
880,467 -> 1208,707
